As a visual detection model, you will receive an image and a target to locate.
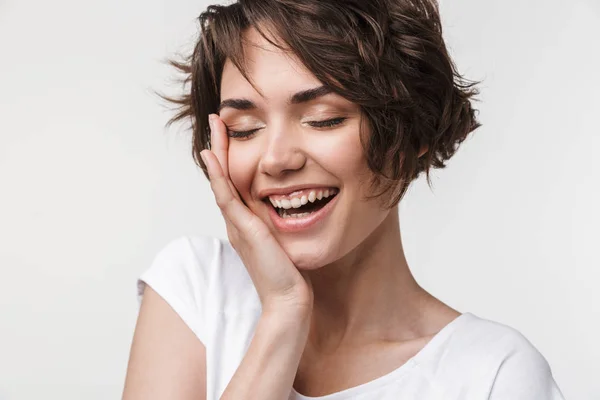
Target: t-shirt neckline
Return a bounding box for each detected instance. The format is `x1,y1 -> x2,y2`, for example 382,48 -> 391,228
290,312 -> 474,400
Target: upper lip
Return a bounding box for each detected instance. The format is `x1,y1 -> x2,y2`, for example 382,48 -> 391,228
257,184 -> 339,200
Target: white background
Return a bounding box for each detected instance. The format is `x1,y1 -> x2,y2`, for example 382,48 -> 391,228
0,0 -> 598,399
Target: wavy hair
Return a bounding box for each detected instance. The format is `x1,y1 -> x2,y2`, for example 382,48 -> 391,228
161,0 -> 481,208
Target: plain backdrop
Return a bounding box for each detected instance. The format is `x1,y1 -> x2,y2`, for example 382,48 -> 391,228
0,0 -> 598,399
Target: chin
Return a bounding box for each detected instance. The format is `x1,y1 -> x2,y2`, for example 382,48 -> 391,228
281,239 -> 335,270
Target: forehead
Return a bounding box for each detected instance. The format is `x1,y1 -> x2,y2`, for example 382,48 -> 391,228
220,27 -> 322,102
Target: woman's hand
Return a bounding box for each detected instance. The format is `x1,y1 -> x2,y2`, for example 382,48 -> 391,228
200,113 -> 314,317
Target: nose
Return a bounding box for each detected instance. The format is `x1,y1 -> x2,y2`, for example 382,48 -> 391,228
258,128 -> 306,178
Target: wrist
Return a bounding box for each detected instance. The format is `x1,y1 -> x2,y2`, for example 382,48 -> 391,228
262,285 -> 314,319
261,303 -> 312,330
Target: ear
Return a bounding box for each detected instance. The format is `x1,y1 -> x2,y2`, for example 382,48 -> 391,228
418,144 -> 429,158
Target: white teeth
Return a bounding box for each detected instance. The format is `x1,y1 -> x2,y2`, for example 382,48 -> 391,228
282,211 -> 311,219
268,188 -> 338,209
280,199 -> 292,209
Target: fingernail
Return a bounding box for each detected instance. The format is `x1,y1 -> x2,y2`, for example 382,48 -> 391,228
208,114 -> 215,130
200,150 -> 207,165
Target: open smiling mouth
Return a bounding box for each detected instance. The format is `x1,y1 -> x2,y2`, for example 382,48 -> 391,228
262,188 -> 339,232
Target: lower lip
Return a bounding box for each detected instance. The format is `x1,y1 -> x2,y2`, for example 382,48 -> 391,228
267,194 -> 339,233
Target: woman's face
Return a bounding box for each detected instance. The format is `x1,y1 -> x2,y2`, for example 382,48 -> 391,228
219,28 -> 393,269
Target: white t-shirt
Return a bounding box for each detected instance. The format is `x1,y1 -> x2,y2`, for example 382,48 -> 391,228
137,235 -> 566,400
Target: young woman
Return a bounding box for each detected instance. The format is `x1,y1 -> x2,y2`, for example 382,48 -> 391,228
123,0 -> 565,399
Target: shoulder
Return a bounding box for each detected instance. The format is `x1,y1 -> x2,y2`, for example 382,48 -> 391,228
484,319 -> 565,399
437,313 -> 565,399
459,313 -> 553,367
137,235 -> 222,298
146,234 -> 223,267
137,235 -> 260,328
138,234 -> 244,287
425,312 -> 537,365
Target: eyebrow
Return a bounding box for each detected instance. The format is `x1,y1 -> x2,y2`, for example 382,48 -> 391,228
217,85 -> 333,113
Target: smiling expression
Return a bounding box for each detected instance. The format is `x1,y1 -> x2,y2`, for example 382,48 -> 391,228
218,28 -> 394,269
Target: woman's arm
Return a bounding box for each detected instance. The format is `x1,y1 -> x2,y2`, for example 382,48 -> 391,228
122,286 -> 207,400
199,114 -> 314,398
123,287 -> 309,400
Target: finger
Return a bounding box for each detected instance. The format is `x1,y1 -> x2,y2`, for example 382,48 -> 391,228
208,113 -> 241,201
208,114 -> 230,178
201,149 -> 263,236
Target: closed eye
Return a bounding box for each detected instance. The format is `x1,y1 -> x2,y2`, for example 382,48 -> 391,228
309,117 -> 347,128
227,117 -> 347,139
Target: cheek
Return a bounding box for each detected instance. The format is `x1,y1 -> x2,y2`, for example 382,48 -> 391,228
227,145 -> 256,198
318,129 -> 369,185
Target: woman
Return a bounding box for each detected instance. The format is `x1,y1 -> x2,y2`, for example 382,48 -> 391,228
123,0 -> 565,399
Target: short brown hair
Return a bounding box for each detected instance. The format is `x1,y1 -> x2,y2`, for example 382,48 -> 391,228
162,0 -> 481,208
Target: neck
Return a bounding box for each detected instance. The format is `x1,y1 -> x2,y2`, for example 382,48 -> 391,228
305,207 -> 429,352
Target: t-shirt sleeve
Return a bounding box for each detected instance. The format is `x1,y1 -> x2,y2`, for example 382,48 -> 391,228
137,236 -> 216,345
488,331 -> 566,400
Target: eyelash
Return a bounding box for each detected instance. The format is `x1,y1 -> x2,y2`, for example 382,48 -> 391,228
226,117 -> 347,139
